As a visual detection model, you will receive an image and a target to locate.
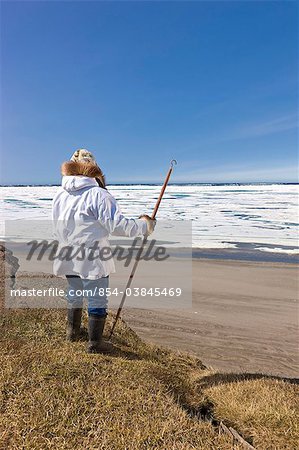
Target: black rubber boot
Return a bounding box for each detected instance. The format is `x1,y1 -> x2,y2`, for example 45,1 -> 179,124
66,308 -> 83,342
87,314 -> 114,354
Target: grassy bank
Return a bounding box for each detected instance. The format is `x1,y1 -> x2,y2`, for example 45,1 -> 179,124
0,310 -> 298,449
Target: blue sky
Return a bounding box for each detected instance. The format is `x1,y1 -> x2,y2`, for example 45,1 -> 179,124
1,1 -> 298,184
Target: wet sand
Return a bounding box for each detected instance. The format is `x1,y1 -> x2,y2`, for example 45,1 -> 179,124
121,259 -> 299,378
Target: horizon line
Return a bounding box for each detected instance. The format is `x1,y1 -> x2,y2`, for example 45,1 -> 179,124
1,181 -> 298,187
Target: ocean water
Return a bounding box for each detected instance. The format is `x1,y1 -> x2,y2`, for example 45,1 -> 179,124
1,184 -> 298,254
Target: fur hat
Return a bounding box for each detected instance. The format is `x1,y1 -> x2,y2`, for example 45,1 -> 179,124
70,149 -> 96,163
61,149 -> 106,189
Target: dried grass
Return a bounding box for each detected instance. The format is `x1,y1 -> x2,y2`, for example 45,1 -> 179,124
0,310 -> 297,449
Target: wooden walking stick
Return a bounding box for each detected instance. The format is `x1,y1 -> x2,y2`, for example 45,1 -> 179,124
108,159 -> 177,339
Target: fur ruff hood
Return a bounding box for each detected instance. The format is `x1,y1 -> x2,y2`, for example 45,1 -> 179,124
61,161 -> 106,189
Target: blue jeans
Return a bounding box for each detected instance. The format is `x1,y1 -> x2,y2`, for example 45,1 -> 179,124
66,275 -> 109,317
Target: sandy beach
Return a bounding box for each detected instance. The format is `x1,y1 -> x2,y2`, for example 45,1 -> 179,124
121,258 -> 298,378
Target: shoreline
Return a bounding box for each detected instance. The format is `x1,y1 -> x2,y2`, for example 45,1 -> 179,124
2,239 -> 298,265
192,247 -> 299,264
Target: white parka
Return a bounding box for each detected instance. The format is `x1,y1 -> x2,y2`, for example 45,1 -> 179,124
52,176 -> 147,279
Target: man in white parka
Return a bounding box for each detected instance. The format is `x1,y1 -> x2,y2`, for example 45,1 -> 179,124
52,149 -> 156,353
